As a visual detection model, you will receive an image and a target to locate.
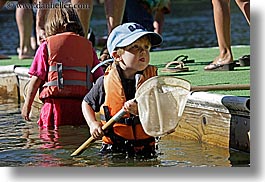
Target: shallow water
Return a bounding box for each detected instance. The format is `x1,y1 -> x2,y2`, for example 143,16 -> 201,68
0,97 -> 250,167
0,0 -> 250,55
0,0 -> 250,167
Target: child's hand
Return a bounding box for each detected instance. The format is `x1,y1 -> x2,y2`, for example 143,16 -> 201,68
123,99 -> 138,115
21,104 -> 31,121
89,121 -> 104,140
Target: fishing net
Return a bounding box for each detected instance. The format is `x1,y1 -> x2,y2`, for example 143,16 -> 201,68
135,76 -> 191,137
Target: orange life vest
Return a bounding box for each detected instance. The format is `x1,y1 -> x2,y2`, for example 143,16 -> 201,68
39,32 -> 94,99
100,63 -> 157,144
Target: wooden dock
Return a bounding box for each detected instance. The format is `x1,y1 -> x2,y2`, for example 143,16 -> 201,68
0,65 -> 250,153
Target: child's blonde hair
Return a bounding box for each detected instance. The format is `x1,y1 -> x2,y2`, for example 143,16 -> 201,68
45,4 -> 84,37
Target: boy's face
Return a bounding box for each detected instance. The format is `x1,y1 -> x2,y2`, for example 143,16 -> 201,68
119,36 -> 151,72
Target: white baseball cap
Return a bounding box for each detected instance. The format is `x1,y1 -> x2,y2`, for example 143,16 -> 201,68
107,22 -> 163,56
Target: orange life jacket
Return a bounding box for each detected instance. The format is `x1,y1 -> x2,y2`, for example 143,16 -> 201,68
100,63 -> 157,144
39,32 -> 94,99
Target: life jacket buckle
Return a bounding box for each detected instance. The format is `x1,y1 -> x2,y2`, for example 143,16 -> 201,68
56,63 -> 63,89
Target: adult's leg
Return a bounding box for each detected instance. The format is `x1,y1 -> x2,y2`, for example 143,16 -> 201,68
99,0 -> 125,62
35,0 -> 50,45
104,0 -> 125,34
153,0 -> 171,35
235,0 -> 250,24
0,0 -> 11,59
16,0 -> 35,59
71,0 -> 93,37
204,0 -> 233,70
153,10 -> 165,35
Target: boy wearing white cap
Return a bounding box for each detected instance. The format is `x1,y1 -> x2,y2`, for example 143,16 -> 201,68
82,22 -> 162,158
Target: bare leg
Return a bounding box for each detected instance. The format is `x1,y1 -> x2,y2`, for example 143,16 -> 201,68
99,0 -> 125,62
153,0 -> 170,35
153,10 -> 165,35
16,0 -> 35,59
205,0 -> 233,70
0,0 -> 11,59
104,0 -> 126,34
71,0 -> 93,37
35,0 -> 50,45
235,0 -> 250,25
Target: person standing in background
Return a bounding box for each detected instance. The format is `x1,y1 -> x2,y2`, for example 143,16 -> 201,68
204,0 -> 250,71
35,0 -> 126,44
0,0 -> 36,59
16,0 -> 36,59
122,0 -> 170,34
99,0 -> 170,64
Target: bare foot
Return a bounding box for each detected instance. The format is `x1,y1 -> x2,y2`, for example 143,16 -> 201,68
18,48 -> 35,60
19,54 -> 34,59
204,55 -> 233,70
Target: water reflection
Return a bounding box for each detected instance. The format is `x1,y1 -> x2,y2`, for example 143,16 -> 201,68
0,97 -> 250,167
156,135 -> 230,167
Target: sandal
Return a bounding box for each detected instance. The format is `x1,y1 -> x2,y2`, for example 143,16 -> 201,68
0,54 -> 11,59
238,55 -> 250,67
161,60 -> 189,73
204,61 -> 236,71
173,55 -> 195,64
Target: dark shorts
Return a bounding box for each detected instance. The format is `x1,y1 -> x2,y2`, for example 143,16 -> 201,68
123,0 -> 154,31
100,137 -> 157,159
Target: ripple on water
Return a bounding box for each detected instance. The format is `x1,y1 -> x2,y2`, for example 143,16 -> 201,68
0,97 -> 250,167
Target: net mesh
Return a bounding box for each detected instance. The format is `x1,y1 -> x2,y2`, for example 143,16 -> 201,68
136,76 -> 191,137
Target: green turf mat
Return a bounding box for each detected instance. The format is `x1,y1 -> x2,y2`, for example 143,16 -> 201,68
0,45 -> 250,97
150,46 -> 250,97
0,56 -> 33,67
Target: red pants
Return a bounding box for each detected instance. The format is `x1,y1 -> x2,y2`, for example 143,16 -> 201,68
38,98 -> 86,128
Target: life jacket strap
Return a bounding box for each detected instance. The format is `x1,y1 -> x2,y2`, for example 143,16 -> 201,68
103,106 -> 111,121
44,63 -> 92,89
100,114 -> 141,125
43,80 -> 88,87
86,65 -> 92,90
57,63 -> 63,89
49,65 -> 87,72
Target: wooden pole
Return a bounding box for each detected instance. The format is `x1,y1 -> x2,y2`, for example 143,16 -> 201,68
191,84 -> 250,91
70,108 -> 127,157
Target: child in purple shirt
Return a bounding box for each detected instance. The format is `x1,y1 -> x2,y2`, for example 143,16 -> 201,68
21,5 -> 104,128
